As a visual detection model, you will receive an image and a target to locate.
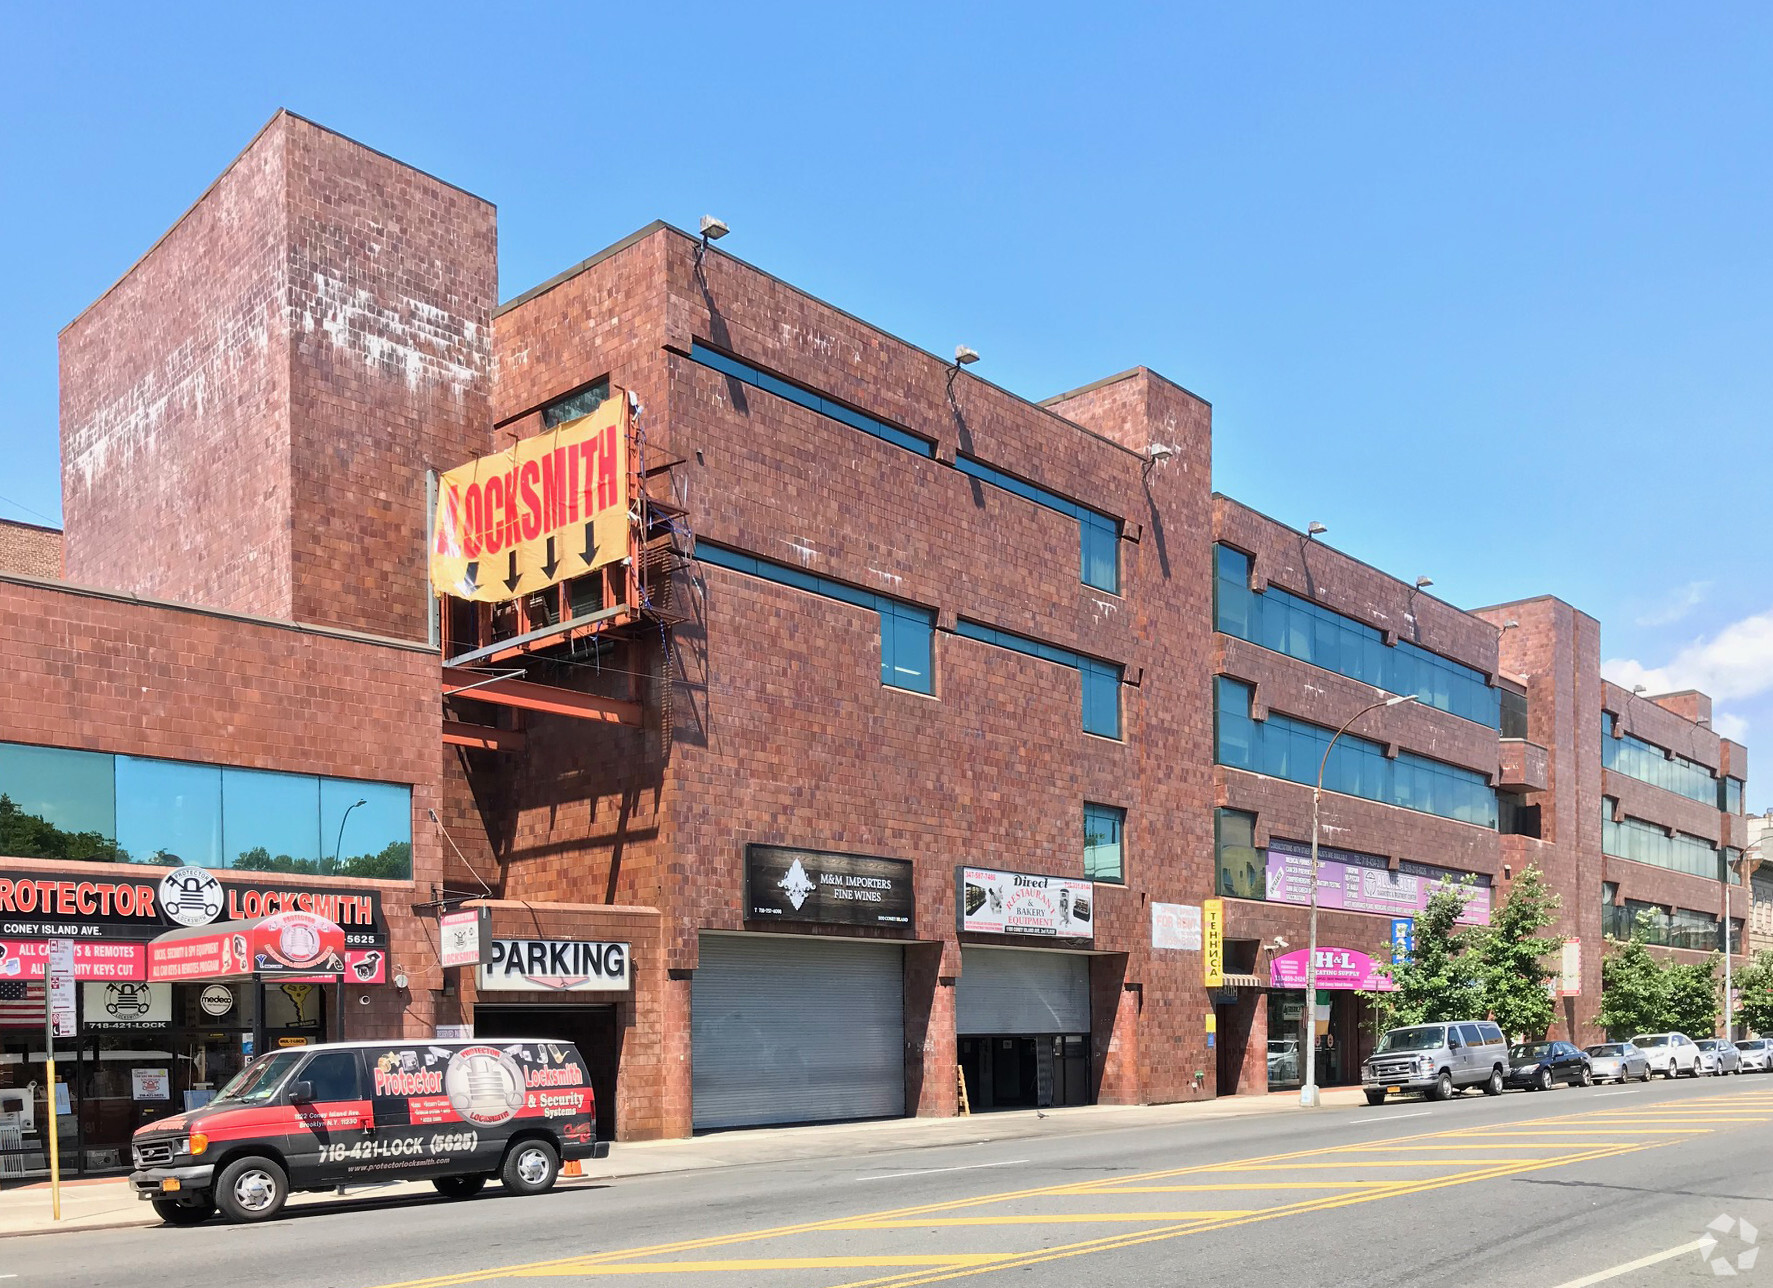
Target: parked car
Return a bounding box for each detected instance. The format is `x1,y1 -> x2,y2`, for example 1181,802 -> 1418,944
1631,1032 -> 1702,1078
130,1038 -> 608,1224
1267,1039 -> 1300,1084
1505,1040 -> 1592,1090
1734,1038 -> 1773,1072
1584,1042 -> 1651,1084
1696,1038 -> 1741,1075
1360,1020 -> 1508,1104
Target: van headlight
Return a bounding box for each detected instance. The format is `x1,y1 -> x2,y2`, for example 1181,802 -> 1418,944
1418,1055 -> 1435,1072
175,1133 -> 209,1158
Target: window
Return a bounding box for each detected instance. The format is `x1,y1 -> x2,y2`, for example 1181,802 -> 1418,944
1499,791 -> 1541,838
1084,803 -> 1125,883
1601,796 -> 1731,881
1602,713 -> 1718,805
297,1051 -> 365,1102
954,619 -> 1123,738
697,543 -> 935,695
687,343 -> 935,458
1721,776 -> 1744,814
1215,808 -> 1262,898
0,740 -> 412,875
955,456 -> 1120,593
1214,676 -> 1498,827
1500,688 -> 1529,740
1213,545 -> 1500,728
541,379 -> 610,429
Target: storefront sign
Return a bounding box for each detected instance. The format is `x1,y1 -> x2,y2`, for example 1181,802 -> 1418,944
1202,899 -> 1224,987
82,980 -> 171,1029
1560,938 -> 1582,996
430,394 -> 629,603
440,908 -> 489,968
131,1068 -> 170,1101
147,911 -> 347,982
959,868 -> 1093,941
1263,840 -> 1492,926
746,846 -> 915,929
0,939 -> 147,981
0,867 -> 388,946
478,939 -> 631,992
1270,947 -> 1392,992
199,984 -> 235,1017
1152,902 -> 1202,951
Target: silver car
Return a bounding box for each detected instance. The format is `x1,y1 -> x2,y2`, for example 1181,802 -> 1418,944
1585,1042 -> 1651,1084
1734,1039 -> 1773,1072
1696,1038 -> 1741,1074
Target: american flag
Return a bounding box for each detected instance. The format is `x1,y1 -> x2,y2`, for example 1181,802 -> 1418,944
0,981 -> 45,1030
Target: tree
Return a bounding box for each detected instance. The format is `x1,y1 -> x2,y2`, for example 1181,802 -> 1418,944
1665,955 -> 1721,1037
0,793 -> 128,863
1735,950 -> 1773,1038
1365,883 -> 1483,1027
1598,929 -> 1669,1039
1477,865 -> 1565,1040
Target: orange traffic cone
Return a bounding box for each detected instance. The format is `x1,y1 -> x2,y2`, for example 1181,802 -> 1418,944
562,1159 -> 583,1177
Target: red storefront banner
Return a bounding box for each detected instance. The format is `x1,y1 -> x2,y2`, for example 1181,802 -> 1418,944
0,939 -> 147,981
148,912 -> 347,982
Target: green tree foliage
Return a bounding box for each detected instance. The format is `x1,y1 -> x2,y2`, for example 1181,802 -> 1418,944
1365,883 -> 1482,1027
1664,955 -> 1721,1038
232,841 -> 410,880
0,794 -> 128,862
1734,951 -> 1773,1038
1476,864 -> 1565,1040
1598,929 -> 1670,1038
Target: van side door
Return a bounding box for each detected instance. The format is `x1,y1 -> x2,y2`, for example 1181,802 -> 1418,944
286,1050 -> 373,1186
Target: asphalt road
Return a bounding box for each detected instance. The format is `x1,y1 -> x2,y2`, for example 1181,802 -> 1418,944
9,1075 -> 1773,1288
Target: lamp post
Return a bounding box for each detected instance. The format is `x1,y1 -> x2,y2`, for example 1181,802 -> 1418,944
334,798 -> 367,870
1301,693 -> 1418,1108
1724,837 -> 1761,1044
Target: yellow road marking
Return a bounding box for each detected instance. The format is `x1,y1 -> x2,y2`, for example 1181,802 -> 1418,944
1202,1159 -> 1546,1167
829,1212 -> 1258,1227
514,1255 -> 1013,1277
1065,1181 -> 1397,1192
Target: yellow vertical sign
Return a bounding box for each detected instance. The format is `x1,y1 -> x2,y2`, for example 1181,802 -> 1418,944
1203,898 -> 1224,988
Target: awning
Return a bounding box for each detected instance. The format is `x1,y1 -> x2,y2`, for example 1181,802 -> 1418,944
1219,973 -> 1265,989
147,911 -> 347,982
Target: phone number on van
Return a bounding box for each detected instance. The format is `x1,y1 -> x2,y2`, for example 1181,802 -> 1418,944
318,1132 -> 478,1164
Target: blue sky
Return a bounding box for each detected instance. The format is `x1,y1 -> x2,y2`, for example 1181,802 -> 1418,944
2,5 -> 1768,807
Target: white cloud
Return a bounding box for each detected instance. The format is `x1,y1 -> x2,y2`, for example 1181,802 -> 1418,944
1604,607 -> 1773,744
1635,580 -> 1713,628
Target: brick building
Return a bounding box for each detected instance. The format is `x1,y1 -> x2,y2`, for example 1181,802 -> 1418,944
0,519 -> 62,579
0,111 -> 1754,1176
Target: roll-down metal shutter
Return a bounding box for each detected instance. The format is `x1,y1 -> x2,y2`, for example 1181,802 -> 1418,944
956,947 -> 1091,1034
692,934 -> 904,1130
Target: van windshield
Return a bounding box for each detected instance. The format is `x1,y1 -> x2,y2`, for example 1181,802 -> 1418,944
1375,1027 -> 1445,1052
214,1051 -> 305,1106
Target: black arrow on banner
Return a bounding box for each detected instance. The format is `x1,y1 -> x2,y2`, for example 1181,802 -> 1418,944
503,550 -> 521,593
541,536 -> 560,581
580,522 -> 597,565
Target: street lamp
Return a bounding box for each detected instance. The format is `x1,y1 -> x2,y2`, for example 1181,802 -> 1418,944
1301,693 -> 1418,1108
334,798 -> 367,869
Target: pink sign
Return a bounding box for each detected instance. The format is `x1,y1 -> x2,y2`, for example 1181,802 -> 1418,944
1265,842 -> 1491,926
1270,947 -> 1391,992
0,939 -> 147,981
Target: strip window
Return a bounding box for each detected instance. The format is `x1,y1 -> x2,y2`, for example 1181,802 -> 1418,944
696,543 -> 934,694
956,456 -> 1120,593
954,619 -> 1122,738
1600,795 -> 1736,882
1602,713 -> 1718,806
687,343 -> 935,458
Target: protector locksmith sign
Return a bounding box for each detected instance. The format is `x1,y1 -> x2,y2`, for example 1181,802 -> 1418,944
745,845 -> 915,930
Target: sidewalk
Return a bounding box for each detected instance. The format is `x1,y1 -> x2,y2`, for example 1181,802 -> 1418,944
0,1086 -> 1368,1239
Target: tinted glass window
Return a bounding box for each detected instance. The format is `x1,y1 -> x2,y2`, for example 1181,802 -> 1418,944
541,379 -> 610,429
1084,803 -> 1125,883
1479,1024 -> 1504,1044
1458,1024 -> 1484,1045
116,756 -> 222,867
298,1052 -> 365,1102
1215,808 -> 1261,898
0,742 -> 120,860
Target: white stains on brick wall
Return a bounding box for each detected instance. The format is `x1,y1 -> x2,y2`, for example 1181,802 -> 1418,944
294,267 -> 485,394
782,538 -> 819,565
1091,596 -> 1119,625
65,295 -> 277,491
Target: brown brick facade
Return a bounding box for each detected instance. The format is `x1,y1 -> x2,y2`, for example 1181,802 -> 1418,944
0,519 -> 62,579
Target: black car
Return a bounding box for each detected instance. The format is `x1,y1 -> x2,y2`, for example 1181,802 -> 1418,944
1506,1040 -> 1592,1090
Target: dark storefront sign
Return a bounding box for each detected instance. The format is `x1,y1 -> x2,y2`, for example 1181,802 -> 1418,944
0,865 -> 389,948
745,845 -> 915,930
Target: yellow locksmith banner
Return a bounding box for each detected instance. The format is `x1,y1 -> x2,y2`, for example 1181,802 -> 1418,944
430,395 -> 629,602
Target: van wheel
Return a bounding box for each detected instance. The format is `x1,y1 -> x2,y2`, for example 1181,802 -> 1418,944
152,1196 -> 216,1225
1429,1071 -> 1453,1101
501,1139 -> 560,1196
214,1155 -> 289,1222
1365,1090 -> 1386,1106
433,1175 -> 488,1199
1484,1067 -> 1504,1096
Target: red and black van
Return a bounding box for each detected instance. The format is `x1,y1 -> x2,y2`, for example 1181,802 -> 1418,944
129,1037 -> 608,1224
